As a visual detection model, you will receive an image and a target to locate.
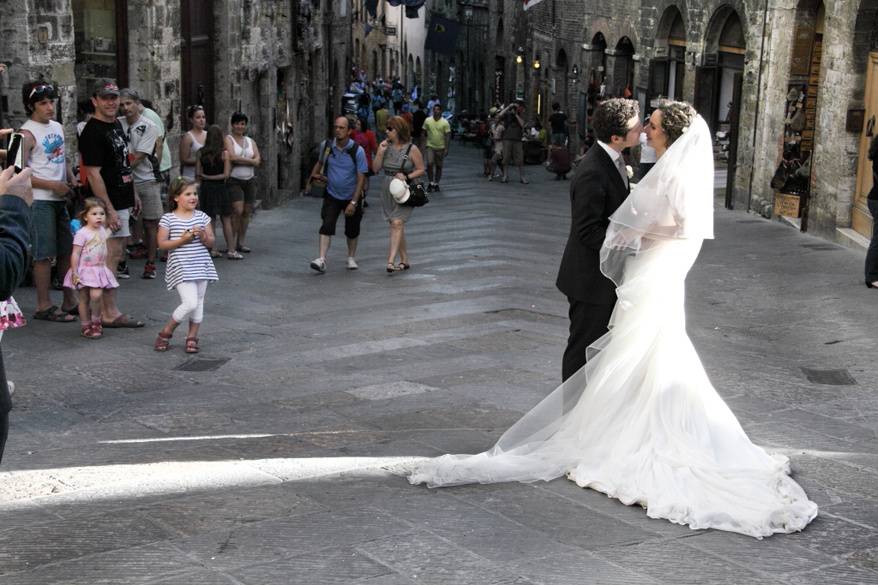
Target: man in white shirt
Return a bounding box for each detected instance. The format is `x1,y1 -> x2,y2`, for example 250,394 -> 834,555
20,81 -> 79,322
118,89 -> 162,279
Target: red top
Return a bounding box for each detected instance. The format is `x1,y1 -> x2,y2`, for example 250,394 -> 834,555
351,129 -> 378,171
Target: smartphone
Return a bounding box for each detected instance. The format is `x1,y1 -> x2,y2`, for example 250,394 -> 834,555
5,132 -> 24,174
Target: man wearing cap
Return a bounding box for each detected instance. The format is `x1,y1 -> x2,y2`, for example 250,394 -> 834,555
19,81 -> 79,323
118,88 -> 162,279
78,80 -> 144,328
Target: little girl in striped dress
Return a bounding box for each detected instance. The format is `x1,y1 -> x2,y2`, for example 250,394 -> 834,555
154,177 -> 218,353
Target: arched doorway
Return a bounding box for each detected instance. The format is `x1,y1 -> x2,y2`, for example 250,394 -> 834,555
775,0 -> 825,229
610,37 -> 635,98
651,6 -> 686,102
556,48 -> 569,115
588,32 -> 608,94
698,7 -> 746,132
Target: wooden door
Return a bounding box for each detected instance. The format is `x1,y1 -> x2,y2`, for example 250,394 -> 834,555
694,65 -> 719,133
181,0 -> 215,126
853,52 -> 878,237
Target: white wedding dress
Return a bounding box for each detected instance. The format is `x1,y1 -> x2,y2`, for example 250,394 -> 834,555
408,116 -> 818,538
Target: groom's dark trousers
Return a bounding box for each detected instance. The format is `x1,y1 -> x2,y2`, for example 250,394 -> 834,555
556,144 -> 629,381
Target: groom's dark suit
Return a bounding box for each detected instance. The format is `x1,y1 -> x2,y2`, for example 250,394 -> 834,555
556,144 -> 629,381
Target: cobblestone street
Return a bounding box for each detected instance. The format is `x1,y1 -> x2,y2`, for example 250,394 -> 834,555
1,146 -> 877,584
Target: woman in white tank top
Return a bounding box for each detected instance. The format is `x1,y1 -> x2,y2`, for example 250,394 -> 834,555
225,112 -> 261,253
180,106 -> 207,180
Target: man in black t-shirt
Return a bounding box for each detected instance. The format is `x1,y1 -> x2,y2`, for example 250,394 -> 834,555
79,79 -> 144,328
549,102 -> 569,146
411,101 -> 427,152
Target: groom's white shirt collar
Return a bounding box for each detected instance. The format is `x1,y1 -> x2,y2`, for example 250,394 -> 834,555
597,140 -> 622,163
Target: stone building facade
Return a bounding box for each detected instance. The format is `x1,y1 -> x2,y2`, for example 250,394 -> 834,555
0,0 -> 352,206
479,0 -> 878,245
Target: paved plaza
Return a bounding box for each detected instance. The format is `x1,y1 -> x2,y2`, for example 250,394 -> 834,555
1,147 -> 877,584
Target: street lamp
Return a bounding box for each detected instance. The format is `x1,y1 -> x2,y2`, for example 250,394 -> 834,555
516,54 -> 523,64
533,58 -> 540,70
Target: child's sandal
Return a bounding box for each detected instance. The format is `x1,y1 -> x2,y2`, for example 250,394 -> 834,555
185,337 -> 199,354
154,331 -> 172,352
81,323 -> 101,339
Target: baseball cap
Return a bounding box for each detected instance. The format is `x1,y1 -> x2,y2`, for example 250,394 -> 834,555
119,88 -> 141,101
93,80 -> 120,97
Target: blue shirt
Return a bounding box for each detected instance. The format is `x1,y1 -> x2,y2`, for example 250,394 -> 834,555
326,139 -> 368,200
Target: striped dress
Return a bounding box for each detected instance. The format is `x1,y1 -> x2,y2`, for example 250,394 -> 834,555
159,210 -> 219,291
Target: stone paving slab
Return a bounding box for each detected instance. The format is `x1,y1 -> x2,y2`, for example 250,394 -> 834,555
1,145 -> 877,583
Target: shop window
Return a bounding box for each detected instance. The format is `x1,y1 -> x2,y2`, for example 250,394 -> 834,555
73,0 -> 128,101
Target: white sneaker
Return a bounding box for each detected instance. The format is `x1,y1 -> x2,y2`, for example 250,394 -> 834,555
346,257 -> 358,270
310,257 -> 326,273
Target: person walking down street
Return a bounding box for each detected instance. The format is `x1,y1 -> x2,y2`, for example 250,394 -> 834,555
63,198 -> 120,339
411,100 -> 427,153
118,89 -> 163,279
499,102 -> 528,184
374,116 -> 426,273
375,100 -> 390,143
0,166 -> 34,465
78,79 -> 144,329
179,105 -> 207,180
548,102 -> 569,148
154,177 -> 218,355
423,104 -> 450,193
19,81 -> 79,323
488,113 -> 505,181
351,117 -> 378,206
308,115 -> 368,273
197,125 -> 237,259
864,135 -> 878,288
225,112 -> 261,254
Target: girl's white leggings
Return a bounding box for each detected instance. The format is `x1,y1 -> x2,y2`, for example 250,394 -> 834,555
172,280 -> 208,324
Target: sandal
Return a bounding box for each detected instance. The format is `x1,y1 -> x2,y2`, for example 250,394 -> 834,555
80,323 -> 101,339
398,262 -> 411,271
102,314 -> 145,328
185,337 -> 199,354
33,305 -> 77,323
227,251 -> 244,260
237,245 -> 251,253
154,330 -> 172,352
210,250 -> 222,258
386,263 -> 399,273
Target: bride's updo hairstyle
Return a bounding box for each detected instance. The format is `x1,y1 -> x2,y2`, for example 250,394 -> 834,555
657,101 -> 697,147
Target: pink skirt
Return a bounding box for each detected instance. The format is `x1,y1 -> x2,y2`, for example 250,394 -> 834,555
63,266 -> 119,290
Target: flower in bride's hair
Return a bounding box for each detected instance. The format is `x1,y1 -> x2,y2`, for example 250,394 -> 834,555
681,126 -> 690,134
626,165 -> 634,179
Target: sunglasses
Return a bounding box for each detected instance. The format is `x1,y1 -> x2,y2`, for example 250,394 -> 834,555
28,84 -> 56,101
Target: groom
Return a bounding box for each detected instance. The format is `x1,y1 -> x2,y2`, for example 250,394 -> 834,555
556,98 -> 641,381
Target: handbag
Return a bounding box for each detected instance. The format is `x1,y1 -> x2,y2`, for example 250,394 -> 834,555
401,144 -> 429,207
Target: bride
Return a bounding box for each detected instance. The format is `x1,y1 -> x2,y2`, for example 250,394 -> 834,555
408,101 -> 818,538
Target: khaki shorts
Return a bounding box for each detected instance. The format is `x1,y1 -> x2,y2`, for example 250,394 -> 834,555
502,140 -> 524,166
136,181 -> 164,220
426,147 -> 446,167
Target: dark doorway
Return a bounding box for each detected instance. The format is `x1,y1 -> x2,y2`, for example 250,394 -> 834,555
72,0 -> 129,101
181,0 -> 215,126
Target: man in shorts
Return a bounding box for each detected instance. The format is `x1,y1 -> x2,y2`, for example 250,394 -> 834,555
308,116 -> 367,273
19,81 -> 79,322
118,88 -> 162,279
423,103 -> 450,192
79,80 -> 144,328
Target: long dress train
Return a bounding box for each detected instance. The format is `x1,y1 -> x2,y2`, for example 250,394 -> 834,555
407,116 -> 817,538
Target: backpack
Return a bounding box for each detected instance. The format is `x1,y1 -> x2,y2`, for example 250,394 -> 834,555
319,139 -> 360,178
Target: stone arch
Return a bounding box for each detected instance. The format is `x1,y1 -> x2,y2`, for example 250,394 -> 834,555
588,32 -> 608,88
698,5 -> 746,130
609,36 -> 636,97
652,5 -> 687,100
704,4 -> 746,57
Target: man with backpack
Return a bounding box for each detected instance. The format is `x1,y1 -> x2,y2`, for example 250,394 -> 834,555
308,115 -> 368,273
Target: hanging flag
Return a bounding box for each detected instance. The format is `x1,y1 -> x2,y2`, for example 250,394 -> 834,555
523,0 -> 546,10
424,14 -> 460,56
365,0 -> 378,18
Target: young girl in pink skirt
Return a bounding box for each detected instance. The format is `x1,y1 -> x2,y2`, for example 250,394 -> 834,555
64,198 -> 120,339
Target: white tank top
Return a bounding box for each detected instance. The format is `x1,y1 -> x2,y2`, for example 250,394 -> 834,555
21,119 -> 67,201
182,130 -> 205,179
229,136 -> 255,180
